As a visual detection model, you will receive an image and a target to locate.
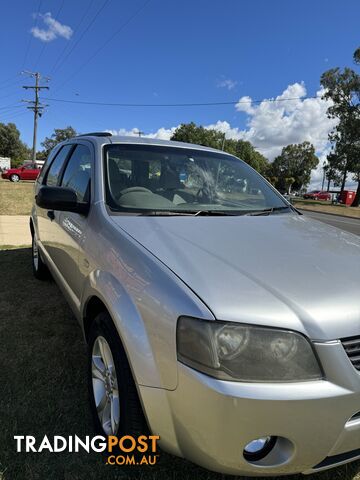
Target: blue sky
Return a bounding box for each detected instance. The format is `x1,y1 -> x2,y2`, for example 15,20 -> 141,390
0,0 -> 359,185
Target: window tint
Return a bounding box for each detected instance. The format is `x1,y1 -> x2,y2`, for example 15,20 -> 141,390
61,144 -> 91,202
46,145 -> 73,186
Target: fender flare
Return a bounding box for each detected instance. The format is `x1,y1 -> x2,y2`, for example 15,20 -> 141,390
81,269 -> 165,388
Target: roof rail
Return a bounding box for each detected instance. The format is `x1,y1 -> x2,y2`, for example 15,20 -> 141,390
76,132 -> 112,137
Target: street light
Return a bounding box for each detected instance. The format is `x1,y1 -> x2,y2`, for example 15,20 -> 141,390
321,161 -> 326,191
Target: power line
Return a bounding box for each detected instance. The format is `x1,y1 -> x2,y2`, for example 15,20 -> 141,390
54,0 -> 151,92
0,74 -> 20,87
0,92 -> 21,102
21,0 -> 43,70
51,0 -> 111,77
0,102 -> 22,111
0,110 -> 28,123
41,95 -> 318,108
0,76 -> 23,90
49,0 -> 95,75
22,71 -> 50,162
0,107 -> 26,116
33,0 -> 66,70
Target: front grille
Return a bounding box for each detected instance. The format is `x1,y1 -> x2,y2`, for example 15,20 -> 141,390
342,336 -> 360,371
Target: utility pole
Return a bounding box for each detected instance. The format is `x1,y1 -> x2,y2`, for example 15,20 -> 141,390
134,130 -> 144,137
221,132 -> 226,150
22,71 -> 49,163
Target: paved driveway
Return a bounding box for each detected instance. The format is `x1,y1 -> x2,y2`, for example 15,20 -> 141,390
0,216 -> 31,246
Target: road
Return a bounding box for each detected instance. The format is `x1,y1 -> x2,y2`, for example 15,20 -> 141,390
299,210 -> 360,236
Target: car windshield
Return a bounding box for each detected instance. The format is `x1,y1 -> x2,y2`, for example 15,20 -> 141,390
104,144 -> 289,215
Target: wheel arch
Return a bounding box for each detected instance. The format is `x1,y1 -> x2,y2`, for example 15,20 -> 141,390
81,271 -> 164,389
29,217 -> 34,237
83,296 -> 108,343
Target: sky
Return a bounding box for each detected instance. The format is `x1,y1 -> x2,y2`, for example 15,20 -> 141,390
1,0 -> 359,188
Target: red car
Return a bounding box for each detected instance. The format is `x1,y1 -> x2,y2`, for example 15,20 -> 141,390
303,190 -> 332,201
1,163 -> 41,182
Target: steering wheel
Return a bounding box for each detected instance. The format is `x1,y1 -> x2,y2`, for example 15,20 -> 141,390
120,186 -> 152,195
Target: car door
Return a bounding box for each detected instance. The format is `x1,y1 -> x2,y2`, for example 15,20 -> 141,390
36,144 -> 74,267
20,164 -> 34,180
29,164 -> 41,180
54,142 -> 93,300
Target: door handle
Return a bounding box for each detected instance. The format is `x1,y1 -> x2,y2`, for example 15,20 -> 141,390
47,210 -> 55,221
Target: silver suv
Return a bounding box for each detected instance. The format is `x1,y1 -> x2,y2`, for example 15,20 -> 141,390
31,133 -> 360,476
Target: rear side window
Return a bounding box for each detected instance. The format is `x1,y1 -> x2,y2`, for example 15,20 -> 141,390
45,145 -> 73,186
60,145 -> 92,202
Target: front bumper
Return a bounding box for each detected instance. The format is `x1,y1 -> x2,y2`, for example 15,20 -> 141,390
139,340 -> 360,476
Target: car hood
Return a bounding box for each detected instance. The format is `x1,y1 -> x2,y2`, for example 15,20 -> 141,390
113,213 -> 360,341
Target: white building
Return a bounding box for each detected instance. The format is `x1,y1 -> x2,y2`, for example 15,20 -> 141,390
0,156 -> 11,170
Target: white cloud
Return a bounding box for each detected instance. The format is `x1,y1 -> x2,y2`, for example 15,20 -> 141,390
106,126 -> 178,140
217,78 -> 237,90
108,83 -> 358,189
31,12 -> 73,42
234,83 -> 335,158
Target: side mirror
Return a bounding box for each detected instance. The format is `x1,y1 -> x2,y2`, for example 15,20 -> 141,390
36,186 -> 89,215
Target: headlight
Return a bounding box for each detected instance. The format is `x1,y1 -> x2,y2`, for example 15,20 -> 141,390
177,317 -> 323,382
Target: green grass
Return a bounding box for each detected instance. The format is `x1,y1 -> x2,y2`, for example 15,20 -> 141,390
0,247 -> 359,480
0,179 -> 34,215
293,199 -> 360,218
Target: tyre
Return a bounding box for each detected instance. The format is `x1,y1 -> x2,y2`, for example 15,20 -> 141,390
32,234 -> 49,280
10,174 -> 20,182
88,312 -> 147,437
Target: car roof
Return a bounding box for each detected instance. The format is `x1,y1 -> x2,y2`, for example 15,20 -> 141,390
64,133 -> 232,156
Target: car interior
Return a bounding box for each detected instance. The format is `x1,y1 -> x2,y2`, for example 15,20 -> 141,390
105,146 -> 272,212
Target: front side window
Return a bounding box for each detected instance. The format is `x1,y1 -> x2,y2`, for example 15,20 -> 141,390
104,144 -> 288,215
45,145 -> 73,186
61,145 -> 91,202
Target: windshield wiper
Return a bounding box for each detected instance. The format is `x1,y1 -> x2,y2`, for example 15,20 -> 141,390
244,206 -> 291,216
142,210 -> 237,216
141,208 -> 292,217
140,211 -> 196,216
194,210 -> 237,216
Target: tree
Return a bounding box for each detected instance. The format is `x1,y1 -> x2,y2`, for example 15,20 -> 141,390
324,156 -> 342,190
321,64 -> 360,207
223,138 -> 269,175
40,126 -> 77,157
354,47 -> 360,65
171,122 -> 224,150
171,122 -> 269,175
0,122 -> 30,167
268,142 -> 319,193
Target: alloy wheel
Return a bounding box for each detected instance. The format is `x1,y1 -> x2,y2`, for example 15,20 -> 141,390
32,236 -> 39,271
91,336 -> 120,435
